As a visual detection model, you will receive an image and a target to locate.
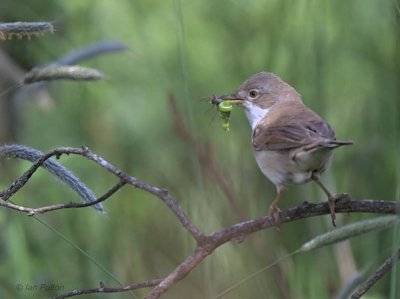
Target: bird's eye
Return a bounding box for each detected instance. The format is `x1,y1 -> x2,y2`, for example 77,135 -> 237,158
249,89 -> 259,99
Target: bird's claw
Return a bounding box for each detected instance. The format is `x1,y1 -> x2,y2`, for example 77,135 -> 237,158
269,204 -> 281,229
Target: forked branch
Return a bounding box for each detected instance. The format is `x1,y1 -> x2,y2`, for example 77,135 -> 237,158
0,146 -> 398,299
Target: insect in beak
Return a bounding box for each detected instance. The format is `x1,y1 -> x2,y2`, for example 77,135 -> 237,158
210,95 -> 233,132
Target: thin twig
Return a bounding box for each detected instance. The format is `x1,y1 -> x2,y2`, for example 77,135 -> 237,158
64,147 -> 206,242
0,147 -> 77,200
350,248 -> 400,298
2,145 -> 398,299
0,146 -> 205,242
52,279 -> 163,299
0,144 -> 104,211
0,180 -> 125,215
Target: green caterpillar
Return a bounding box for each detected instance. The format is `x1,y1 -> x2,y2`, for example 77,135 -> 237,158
217,101 -> 233,131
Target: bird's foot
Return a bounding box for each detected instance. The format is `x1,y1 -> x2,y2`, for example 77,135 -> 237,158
327,193 -> 351,227
327,197 -> 337,227
335,193 -> 351,202
269,204 -> 281,229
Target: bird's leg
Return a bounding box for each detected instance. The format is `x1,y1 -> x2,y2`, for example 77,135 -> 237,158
269,185 -> 284,226
311,173 -> 337,226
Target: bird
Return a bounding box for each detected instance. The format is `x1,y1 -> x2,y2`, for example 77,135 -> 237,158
212,72 -> 353,226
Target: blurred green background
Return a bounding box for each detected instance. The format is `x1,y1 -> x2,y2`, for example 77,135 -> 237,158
0,1 -> 399,298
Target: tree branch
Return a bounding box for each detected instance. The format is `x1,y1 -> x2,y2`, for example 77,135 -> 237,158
350,248 -> 400,298
53,199 -> 397,299
1,145 -> 398,299
0,146 -> 205,242
144,199 -> 398,299
0,180 -> 125,215
52,279 -> 163,299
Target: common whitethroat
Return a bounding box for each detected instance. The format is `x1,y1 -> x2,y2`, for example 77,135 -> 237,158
212,72 -> 353,226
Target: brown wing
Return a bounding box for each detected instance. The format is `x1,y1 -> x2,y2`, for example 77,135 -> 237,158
252,102 -> 336,151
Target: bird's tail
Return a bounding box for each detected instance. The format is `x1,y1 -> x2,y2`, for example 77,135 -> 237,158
327,140 -> 354,148
304,140 -> 354,151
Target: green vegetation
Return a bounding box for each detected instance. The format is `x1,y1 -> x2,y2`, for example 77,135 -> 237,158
0,0 -> 399,298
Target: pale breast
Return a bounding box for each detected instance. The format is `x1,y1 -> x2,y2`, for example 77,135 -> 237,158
253,147 -> 333,187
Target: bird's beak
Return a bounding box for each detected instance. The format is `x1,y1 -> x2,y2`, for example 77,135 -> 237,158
211,93 -> 244,106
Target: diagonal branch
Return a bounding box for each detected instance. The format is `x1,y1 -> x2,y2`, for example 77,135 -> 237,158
144,199 -> 398,299
0,146 -> 205,242
54,199 -> 398,299
350,248 -> 400,298
56,147 -> 206,242
2,145 -> 398,299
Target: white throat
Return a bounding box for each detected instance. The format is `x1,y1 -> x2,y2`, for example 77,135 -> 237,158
243,101 -> 270,130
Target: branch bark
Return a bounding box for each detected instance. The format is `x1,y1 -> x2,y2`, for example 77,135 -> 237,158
0,180 -> 125,215
0,146 -> 205,242
144,199 -> 398,299
1,146 -> 398,299
52,279 -> 163,299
